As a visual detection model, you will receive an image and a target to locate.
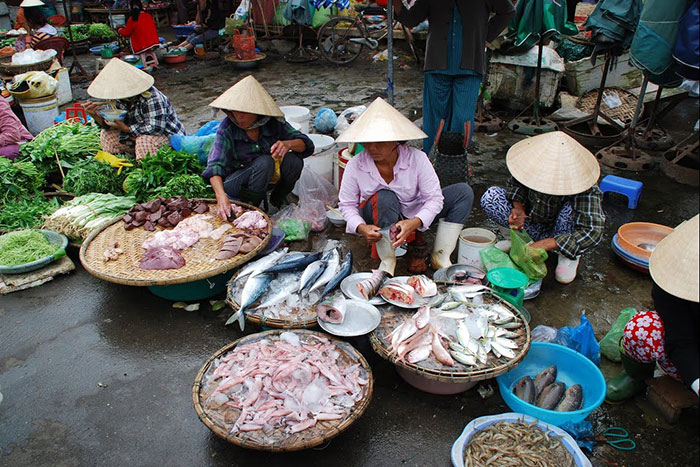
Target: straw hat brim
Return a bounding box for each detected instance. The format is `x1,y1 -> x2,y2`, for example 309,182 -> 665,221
506,132 -> 600,196
336,97 -> 427,143
20,0 -> 45,7
87,58 -> 154,100
209,75 -> 283,117
649,215 -> 699,303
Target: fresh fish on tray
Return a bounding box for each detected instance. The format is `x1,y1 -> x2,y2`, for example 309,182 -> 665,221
317,295 -> 347,324
226,273 -> 273,330
378,281 -> 415,305
407,275 -> 437,297
265,251 -> 321,274
235,248 -> 288,280
308,249 -> 340,295
534,365 -> 557,398
319,251 -> 353,300
299,259 -> 327,295
356,269 -> 388,299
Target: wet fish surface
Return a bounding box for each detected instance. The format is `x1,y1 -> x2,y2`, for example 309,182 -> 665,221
556,384 -> 583,412
534,365 -> 557,398
536,382 -> 566,410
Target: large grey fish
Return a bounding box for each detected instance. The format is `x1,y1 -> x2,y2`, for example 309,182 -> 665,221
513,376 -> 536,404
536,382 -> 566,410
534,365 -> 557,398
556,384 -> 583,412
299,259 -> 327,295
235,248 -> 288,280
250,276 -> 299,311
308,249 -> 340,295
226,273 -> 272,330
265,251 -> 321,274
319,251 -> 353,300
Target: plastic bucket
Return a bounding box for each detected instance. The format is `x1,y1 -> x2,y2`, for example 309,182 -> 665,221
19,93 -> 59,135
333,147 -> 351,190
304,134 -> 335,182
457,228 -> 496,270
280,105 -> 310,133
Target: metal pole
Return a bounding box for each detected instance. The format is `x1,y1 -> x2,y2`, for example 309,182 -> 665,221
387,0 -> 394,105
533,37 -> 544,125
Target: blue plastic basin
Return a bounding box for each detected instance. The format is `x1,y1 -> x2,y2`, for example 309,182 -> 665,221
496,342 -> 605,426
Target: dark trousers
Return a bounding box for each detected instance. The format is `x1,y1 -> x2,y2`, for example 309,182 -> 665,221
360,183 -> 474,228
223,154 -> 304,200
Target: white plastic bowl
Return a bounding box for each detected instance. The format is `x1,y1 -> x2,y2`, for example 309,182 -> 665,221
326,209 -> 345,226
99,109 -> 127,123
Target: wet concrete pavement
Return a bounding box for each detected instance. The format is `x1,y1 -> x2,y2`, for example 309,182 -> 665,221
2,47 -> 699,466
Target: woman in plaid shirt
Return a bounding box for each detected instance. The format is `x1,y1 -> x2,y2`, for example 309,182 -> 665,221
481,132 -> 605,284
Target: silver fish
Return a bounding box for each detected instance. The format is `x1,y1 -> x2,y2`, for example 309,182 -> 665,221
513,376 -> 536,404
319,251 -> 353,300
251,277 -> 298,311
357,269 -> 388,299
308,249 -> 340,294
265,251 -> 320,274
556,384 -> 583,412
226,273 -> 272,330
534,365 -> 557,398
299,259 -> 327,294
536,382 -> 566,410
427,293 -> 446,308
235,248 -> 288,280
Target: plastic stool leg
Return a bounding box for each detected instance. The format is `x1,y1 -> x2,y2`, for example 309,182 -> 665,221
628,193 -> 640,209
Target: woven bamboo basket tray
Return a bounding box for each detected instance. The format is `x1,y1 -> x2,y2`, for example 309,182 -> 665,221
192,329 -> 373,451
575,87 -> 642,126
0,53 -> 55,75
79,200 -> 270,286
369,292 -> 531,384
226,274 -> 319,329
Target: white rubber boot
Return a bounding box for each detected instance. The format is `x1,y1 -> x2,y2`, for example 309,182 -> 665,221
375,233 -> 396,276
430,220 -> 463,269
555,253 -> 580,284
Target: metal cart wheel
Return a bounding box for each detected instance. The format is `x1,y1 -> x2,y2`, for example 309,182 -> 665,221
317,16 -> 366,65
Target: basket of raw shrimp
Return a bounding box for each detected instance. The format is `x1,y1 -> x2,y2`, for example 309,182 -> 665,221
192,329 -> 374,452
369,281 -> 531,394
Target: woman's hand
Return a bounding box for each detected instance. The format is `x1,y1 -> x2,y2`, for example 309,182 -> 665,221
391,217 -> 422,248
83,101 -> 99,117
270,140 -> 291,160
529,238 -> 557,251
357,224 -> 382,243
215,192 -> 232,221
508,202 -> 528,230
111,120 -> 130,134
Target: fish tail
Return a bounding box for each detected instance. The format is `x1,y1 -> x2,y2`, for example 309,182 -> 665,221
225,309 -> 241,326
238,308 -> 245,331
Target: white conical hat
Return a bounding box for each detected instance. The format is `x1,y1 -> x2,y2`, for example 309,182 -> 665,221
87,58 -> 154,100
649,215 -> 699,303
209,75 -> 283,117
336,97 -> 427,143
20,0 -> 44,7
506,131 -> 601,196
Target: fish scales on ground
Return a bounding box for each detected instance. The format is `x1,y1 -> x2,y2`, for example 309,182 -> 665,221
319,251 -> 353,300
201,332 -> 369,437
356,269 -> 388,299
317,295 -> 347,324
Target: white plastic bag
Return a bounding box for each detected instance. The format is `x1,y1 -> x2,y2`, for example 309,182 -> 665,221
295,166 -> 338,207
335,105 -> 366,134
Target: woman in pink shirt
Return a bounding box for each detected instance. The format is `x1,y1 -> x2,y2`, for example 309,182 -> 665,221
0,99 -> 33,159
337,98 -> 473,275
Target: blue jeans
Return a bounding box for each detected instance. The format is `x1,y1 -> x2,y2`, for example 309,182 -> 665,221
186,29 -> 219,46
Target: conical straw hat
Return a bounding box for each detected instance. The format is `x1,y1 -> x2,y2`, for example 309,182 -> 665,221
20,0 -> 44,7
336,97 -> 427,143
506,131 -> 600,196
649,215 -> 699,303
209,75 -> 283,117
87,58 -> 154,100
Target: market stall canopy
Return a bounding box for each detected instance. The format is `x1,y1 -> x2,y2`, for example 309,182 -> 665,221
87,58 -> 154,100
506,0 -> 577,51
209,75 -> 283,117
649,214 -> 699,303
506,131 -> 600,196
335,97 -> 427,143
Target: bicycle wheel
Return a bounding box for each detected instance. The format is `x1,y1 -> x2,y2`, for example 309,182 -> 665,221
317,16 -> 365,65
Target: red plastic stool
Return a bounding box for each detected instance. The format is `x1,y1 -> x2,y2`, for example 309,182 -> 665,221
64,104 -> 88,124
139,46 -> 160,69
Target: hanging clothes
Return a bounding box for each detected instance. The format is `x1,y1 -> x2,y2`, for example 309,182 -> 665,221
584,0 -> 642,49
506,0 -> 578,52
283,0 -> 313,26
673,1 -> 699,80
629,0 -> 690,86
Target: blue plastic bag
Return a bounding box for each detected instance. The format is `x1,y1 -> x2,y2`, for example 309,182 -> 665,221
170,120 -> 222,164
195,120 -> 221,136
553,313 -> 601,366
314,108 -> 337,134
561,420 -> 595,451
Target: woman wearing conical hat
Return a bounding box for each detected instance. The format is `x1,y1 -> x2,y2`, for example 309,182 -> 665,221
337,98 -> 474,275
607,215 -> 699,402
84,58 -> 185,161
203,76 -> 314,217
480,132 -> 605,283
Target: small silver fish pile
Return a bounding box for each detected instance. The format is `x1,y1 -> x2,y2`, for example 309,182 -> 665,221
513,365 -> 584,412
463,420 -> 575,467
226,244 -> 353,330
436,285 -> 524,367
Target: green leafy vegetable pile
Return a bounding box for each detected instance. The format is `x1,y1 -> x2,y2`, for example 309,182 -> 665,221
43,193 -> 136,242
0,157 -> 44,203
0,230 -> 60,267
155,174 -> 214,199
19,122 -> 101,177
88,23 -> 116,40
66,24 -> 89,42
0,196 -> 59,231
62,158 -> 131,196
122,146 -> 205,202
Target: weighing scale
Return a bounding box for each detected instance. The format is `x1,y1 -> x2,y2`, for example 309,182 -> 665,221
487,267 -> 529,317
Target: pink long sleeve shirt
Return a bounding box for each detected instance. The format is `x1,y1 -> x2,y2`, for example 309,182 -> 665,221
0,99 -> 33,147
338,145 -> 444,234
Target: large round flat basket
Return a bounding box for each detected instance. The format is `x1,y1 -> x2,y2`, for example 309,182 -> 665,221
226,278 -> 318,329
192,330 -> 374,452
79,200 -> 270,286
370,292 -> 531,383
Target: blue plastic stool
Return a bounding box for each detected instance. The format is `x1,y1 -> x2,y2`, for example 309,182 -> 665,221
599,175 -> 643,209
